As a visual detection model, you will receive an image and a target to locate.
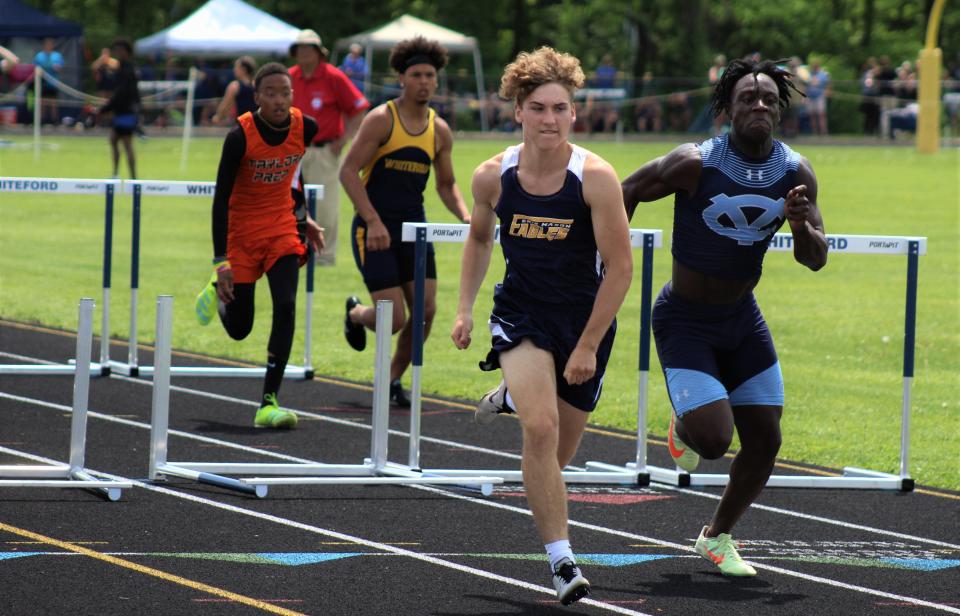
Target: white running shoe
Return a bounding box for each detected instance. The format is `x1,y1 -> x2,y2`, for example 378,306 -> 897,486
552,557 -> 590,605
474,381 -> 514,425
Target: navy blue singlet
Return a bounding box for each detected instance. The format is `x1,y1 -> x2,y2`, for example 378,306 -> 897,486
673,134 -> 801,280
495,144 -> 601,309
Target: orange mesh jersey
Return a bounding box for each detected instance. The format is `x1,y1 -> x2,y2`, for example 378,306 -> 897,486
228,108 -> 305,243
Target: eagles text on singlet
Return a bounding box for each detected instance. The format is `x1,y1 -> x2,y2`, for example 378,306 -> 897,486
508,214 -> 573,241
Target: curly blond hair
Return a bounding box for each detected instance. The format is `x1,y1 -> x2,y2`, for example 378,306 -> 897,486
499,47 -> 585,104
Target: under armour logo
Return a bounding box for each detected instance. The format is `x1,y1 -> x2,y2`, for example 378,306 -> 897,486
745,169 -> 764,181
674,389 -> 690,401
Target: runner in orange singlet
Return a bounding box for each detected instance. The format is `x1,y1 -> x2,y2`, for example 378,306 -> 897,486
194,62 -> 324,428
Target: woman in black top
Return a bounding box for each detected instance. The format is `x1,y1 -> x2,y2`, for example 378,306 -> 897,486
213,56 -> 257,125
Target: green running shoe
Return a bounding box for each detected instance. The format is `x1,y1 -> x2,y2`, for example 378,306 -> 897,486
195,271 -> 218,326
668,413 -> 700,472
694,526 -> 757,576
254,394 -> 298,429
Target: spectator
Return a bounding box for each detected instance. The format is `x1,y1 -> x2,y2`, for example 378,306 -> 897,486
858,57 -> 880,136
193,60 -> 225,125
586,55 -> 620,133
96,38 -> 140,179
664,90 -> 691,132
289,29 -> 370,266
944,61 -> 960,137
593,54 -> 617,88
0,44 -> 18,75
339,43 -> 368,93
634,71 -> 662,133
875,56 -> 899,115
212,56 -> 256,125
895,61 -> 917,101
708,54 -> 726,86
33,37 -> 64,124
91,47 -> 118,99
881,102 -> 918,140
806,58 -> 830,135
779,57 -> 806,138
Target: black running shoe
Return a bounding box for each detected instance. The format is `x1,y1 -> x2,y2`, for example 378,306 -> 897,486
344,296 -> 366,351
390,379 -> 411,408
553,558 -> 590,606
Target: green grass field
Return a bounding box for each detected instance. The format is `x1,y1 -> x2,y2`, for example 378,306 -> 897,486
1,134 -> 957,490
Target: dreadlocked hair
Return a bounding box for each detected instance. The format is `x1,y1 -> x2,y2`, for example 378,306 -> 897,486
710,57 -> 804,118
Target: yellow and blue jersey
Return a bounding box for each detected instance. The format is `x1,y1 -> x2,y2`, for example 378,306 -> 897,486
361,100 -> 435,236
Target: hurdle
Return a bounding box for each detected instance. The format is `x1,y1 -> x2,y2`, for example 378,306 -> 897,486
585,233 -> 925,491
0,298 -> 133,500
381,222 -> 663,486
0,177 -> 118,376
108,180 -> 324,379
147,295 -> 504,497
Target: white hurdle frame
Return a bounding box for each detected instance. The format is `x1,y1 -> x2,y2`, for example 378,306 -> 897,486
0,298 -> 132,500
0,177 -> 119,376
108,180 -> 324,379
389,223 -> 663,486
147,296 -> 503,498
586,233 -> 926,491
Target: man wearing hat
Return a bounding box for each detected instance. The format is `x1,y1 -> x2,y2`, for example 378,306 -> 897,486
289,29 -> 370,266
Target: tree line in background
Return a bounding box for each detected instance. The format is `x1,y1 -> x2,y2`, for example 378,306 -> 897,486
23,0 -> 959,84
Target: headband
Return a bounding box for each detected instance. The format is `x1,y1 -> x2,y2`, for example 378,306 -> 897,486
403,55 -> 439,72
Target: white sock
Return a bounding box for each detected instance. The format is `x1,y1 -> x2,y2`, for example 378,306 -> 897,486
545,539 -> 575,571
504,390 -> 516,411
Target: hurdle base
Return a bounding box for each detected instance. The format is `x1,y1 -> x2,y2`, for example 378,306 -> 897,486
406,466 -> 643,486
0,465 -> 132,501
641,463 -> 913,490
0,362 -> 108,376
153,460 -> 504,496
111,361 -> 313,379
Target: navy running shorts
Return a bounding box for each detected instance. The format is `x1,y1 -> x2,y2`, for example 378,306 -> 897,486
481,285 -> 616,413
351,216 -> 436,292
652,282 -> 783,416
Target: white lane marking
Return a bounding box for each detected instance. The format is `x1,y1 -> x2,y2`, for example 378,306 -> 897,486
0,443 -> 649,616
6,362 -> 955,551
3,437 -> 958,614
3,362 -> 960,612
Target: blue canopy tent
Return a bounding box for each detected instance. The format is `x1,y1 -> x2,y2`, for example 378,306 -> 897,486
0,0 -> 83,124
0,0 -> 83,84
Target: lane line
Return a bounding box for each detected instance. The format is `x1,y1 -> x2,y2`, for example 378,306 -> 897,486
4,443 -> 958,614
405,482 -> 960,614
0,521 -> 308,616
2,386 -> 958,551
0,447 -> 650,616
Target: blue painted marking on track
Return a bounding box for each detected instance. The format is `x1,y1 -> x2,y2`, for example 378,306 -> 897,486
257,552 -> 364,566
0,552 -> 43,560
880,558 -> 960,571
577,554 -> 676,567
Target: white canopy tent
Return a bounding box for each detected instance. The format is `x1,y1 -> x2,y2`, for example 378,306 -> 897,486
334,14 -> 487,130
135,0 -> 300,58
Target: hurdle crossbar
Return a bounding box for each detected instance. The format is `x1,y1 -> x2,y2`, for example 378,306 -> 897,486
393,223 -> 663,486
0,298 -> 132,500
0,177 -> 119,376
586,233 -> 925,491
147,296 -> 503,497
108,180 -> 323,379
